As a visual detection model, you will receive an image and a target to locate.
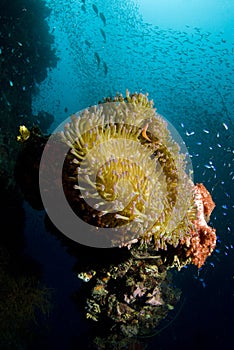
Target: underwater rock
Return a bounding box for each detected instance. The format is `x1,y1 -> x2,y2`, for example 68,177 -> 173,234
15,126 -> 48,210
75,252 -> 181,347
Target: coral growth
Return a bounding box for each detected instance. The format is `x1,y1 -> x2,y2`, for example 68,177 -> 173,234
185,183 -> 216,268
16,91 -> 217,349
17,91 -> 217,269
0,250 -> 51,349
76,253 -> 181,347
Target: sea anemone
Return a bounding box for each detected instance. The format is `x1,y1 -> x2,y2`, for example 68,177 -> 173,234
60,90 -> 195,249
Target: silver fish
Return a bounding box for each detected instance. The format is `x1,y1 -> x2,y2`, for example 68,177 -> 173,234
94,52 -> 100,68
103,61 -> 108,76
92,4 -> 98,15
85,40 -> 91,48
99,12 -> 106,26
100,28 -> 106,42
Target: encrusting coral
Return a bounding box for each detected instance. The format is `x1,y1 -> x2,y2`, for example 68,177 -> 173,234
184,183 -> 216,268
76,254 -> 181,347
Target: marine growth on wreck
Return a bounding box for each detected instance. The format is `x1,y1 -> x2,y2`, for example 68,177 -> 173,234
17,90 -> 217,348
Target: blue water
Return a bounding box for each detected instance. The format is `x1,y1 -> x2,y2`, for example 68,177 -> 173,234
28,0 -> 234,349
